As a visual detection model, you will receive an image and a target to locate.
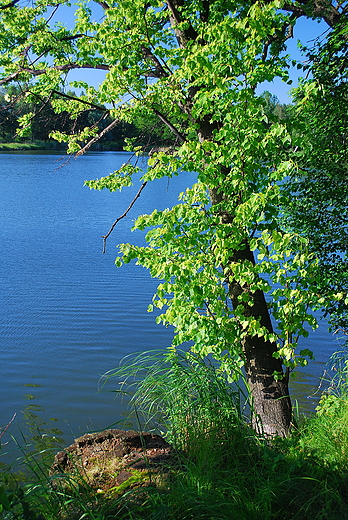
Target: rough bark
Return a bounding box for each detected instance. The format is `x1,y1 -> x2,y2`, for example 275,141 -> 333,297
208,186 -> 292,437
228,245 -> 292,437
281,0 -> 343,28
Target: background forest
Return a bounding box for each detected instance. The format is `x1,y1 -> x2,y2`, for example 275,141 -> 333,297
0,86 -> 290,149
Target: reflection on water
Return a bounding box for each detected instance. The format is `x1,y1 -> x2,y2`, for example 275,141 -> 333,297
1,384 -> 65,468
289,368 -> 324,415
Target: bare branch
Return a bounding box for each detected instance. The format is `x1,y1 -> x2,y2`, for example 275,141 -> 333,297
19,90 -> 54,132
76,117 -> 120,157
0,63 -> 109,86
102,182 -> 147,253
282,0 -> 343,28
45,4 -> 59,25
153,109 -> 186,142
51,90 -> 107,112
141,6 -> 173,77
261,16 -> 297,61
93,0 -> 109,10
140,45 -> 169,78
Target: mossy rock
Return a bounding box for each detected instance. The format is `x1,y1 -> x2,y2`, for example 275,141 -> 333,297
51,429 -> 173,494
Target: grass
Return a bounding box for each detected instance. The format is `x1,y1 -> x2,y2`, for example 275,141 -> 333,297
2,348 -> 348,519
102,350 -> 249,450
0,141 -> 66,151
0,140 -> 123,152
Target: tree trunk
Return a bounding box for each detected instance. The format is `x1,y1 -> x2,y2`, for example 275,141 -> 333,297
209,186 -> 292,437
244,341 -> 292,437
165,4 -> 293,436
228,243 -> 292,437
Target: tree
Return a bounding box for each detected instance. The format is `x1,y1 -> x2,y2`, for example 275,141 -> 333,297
1,0 -> 347,437
0,86 -> 17,139
260,90 -> 291,122
284,21 -> 348,340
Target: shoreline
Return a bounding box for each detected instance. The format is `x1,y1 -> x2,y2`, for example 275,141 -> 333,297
0,141 -> 123,152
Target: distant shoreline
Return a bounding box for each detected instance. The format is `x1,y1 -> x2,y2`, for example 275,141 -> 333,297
0,141 -> 123,152
0,141 -> 61,151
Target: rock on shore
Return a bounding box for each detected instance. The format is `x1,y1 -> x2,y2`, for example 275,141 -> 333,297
51,429 -> 173,493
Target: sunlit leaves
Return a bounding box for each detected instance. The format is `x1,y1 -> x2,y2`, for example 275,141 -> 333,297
284,29 -> 348,338
50,125 -> 98,153
85,163 -> 139,191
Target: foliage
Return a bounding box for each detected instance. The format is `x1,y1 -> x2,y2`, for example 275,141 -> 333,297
283,22 -> 348,338
0,85 -> 141,148
260,90 -> 291,122
1,0 -> 347,434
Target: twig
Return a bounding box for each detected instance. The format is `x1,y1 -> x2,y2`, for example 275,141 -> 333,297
0,413 -> 16,444
102,182 -> 147,253
18,90 -> 54,131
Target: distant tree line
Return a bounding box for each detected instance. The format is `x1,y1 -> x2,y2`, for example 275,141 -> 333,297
259,91 -> 292,122
0,84 -> 290,150
0,84 -> 177,150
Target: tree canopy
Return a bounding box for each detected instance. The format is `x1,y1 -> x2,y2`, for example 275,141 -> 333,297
1,0 -> 347,437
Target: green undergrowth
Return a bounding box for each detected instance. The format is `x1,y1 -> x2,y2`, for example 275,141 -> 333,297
2,349 -> 348,519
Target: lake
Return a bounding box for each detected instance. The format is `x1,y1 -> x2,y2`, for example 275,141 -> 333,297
0,151 -> 341,458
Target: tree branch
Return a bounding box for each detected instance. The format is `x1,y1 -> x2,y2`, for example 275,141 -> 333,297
19,90 -> 54,131
200,0 -> 210,22
282,0 -> 343,28
0,0 -> 19,9
153,109 -> 186,142
51,90 -> 107,112
93,0 -> 109,10
76,117 -> 120,156
140,45 -> 170,78
261,15 -> 297,61
166,0 -> 199,47
0,63 -> 109,86
102,182 -> 147,253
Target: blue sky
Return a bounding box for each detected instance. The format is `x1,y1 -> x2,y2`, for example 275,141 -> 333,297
258,16 -> 328,103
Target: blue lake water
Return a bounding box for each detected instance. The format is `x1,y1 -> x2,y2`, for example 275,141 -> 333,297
0,151 -> 342,457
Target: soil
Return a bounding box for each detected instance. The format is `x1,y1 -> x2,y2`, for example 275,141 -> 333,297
51,429 -> 174,493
